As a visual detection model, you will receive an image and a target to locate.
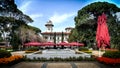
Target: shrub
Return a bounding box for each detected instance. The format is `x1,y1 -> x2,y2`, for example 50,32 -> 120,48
26,47 -> 39,51
78,47 -> 89,51
103,51 -> 120,58
0,50 -> 11,58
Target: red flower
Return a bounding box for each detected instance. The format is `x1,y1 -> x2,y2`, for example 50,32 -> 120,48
97,57 -> 120,65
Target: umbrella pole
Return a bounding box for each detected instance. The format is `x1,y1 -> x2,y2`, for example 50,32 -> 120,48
103,46 -> 105,53
98,48 -> 101,57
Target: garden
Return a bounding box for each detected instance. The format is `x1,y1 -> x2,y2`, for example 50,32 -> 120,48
0,47 -> 120,67
0,50 -> 24,66
0,1 -> 120,68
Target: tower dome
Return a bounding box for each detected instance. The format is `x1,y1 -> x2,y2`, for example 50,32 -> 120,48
45,20 -> 54,32
65,27 -> 73,33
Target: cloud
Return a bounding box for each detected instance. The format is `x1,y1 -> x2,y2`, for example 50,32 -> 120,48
18,0 -> 43,23
29,14 -> 43,20
19,0 -> 32,13
49,12 -> 76,24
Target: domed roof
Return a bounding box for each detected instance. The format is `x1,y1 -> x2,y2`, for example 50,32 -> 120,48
45,20 -> 54,26
65,27 -> 73,30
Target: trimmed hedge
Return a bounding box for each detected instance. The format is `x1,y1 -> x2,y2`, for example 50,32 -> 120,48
78,47 -> 89,51
0,50 -> 11,58
26,47 -> 39,51
103,51 -> 120,58
24,56 -> 96,62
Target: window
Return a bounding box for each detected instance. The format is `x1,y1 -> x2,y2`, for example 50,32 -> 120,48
57,37 -> 59,40
45,36 -> 48,39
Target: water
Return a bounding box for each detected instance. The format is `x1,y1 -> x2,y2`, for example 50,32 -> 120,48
42,49 -> 75,54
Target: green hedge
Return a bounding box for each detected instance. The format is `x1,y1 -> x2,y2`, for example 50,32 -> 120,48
103,51 -> 120,58
78,47 -> 89,51
26,47 -> 39,51
24,56 -> 96,62
0,50 -> 11,58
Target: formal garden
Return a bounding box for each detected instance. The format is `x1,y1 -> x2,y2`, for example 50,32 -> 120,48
0,46 -> 120,67
0,0 -> 120,68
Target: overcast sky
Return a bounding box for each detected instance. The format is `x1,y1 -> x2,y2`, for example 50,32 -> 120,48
15,0 -> 120,32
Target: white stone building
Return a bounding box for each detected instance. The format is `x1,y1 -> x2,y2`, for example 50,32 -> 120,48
41,20 -> 73,43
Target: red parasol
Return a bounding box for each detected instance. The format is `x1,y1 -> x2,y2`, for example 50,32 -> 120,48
42,42 -> 55,46
57,42 -> 69,46
24,42 -> 42,46
69,42 -> 84,46
96,13 -> 110,48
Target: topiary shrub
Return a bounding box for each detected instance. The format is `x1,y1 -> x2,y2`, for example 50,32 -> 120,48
103,51 -> 120,58
0,50 -> 11,58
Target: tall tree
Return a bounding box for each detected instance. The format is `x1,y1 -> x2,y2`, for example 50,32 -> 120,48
61,32 -> 64,42
0,0 -> 33,50
69,2 -> 120,48
54,32 -> 56,44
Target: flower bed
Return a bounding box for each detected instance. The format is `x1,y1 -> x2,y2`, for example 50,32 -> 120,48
97,57 -> 120,65
75,48 -> 92,54
81,50 -> 92,54
25,47 -> 39,53
0,55 -> 24,65
97,51 -> 120,65
26,47 -> 39,51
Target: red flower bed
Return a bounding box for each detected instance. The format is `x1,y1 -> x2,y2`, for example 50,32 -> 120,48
97,57 -> 120,65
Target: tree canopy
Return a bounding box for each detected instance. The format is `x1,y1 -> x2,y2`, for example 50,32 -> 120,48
69,2 -> 120,49
0,0 -> 42,50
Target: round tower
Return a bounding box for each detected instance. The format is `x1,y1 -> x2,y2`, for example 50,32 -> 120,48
45,20 -> 54,32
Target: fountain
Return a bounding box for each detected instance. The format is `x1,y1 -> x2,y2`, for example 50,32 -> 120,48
25,49 -> 91,59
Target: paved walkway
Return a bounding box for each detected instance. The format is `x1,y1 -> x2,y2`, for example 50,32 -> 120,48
10,62 -> 119,68
10,50 -> 119,68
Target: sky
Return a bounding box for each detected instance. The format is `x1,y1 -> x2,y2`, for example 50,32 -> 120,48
15,0 -> 120,32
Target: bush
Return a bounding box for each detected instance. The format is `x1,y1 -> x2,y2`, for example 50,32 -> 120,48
26,47 -> 39,51
78,47 -> 89,51
103,51 -> 120,58
0,50 -> 11,58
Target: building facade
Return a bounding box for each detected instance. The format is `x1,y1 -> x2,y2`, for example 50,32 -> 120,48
41,20 -> 73,43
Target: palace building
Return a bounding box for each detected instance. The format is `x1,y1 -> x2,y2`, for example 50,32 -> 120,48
41,20 -> 73,43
